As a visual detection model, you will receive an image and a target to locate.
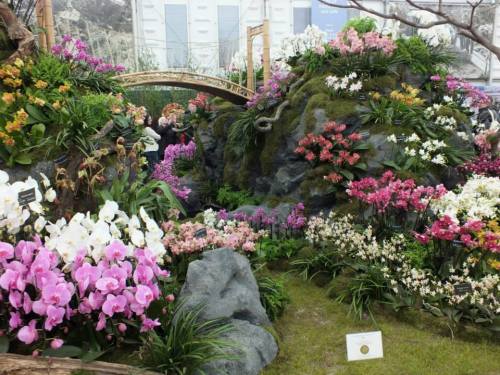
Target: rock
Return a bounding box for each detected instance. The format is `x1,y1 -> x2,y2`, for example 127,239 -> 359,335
199,320 -> 278,375
179,248 -> 278,375
180,248 -> 270,326
179,175 -> 204,217
2,161 -> 55,184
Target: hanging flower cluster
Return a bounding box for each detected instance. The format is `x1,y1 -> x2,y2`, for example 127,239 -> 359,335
51,35 -> 125,74
187,93 -> 212,114
246,68 -> 295,109
347,170 -> 447,213
161,103 -> 185,126
126,103 -> 147,126
295,121 -> 364,184
329,28 -> 396,55
152,141 -> 197,200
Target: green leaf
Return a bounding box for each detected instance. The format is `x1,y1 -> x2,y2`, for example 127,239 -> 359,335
0,336 -> 9,353
81,349 -> 107,363
353,143 -> 370,151
14,153 -> 33,165
382,160 -> 401,170
26,103 -> 49,123
43,345 -> 83,358
31,123 -> 46,140
354,162 -> 368,171
339,169 -> 354,180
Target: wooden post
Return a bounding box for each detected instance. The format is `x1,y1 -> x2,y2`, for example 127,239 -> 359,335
35,0 -> 46,50
262,18 -> 270,89
247,25 -> 255,92
43,0 -> 55,49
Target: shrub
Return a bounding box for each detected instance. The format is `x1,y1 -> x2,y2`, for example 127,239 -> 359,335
395,36 -> 454,75
342,17 -> 378,34
216,185 -> 260,210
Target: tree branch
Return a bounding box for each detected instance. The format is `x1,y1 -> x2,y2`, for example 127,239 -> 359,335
0,2 -> 35,62
317,0 -> 500,61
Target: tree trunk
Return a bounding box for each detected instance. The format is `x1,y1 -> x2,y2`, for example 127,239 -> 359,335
0,2 -> 35,63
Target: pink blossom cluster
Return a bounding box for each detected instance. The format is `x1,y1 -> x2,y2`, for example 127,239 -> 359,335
347,170 -> 447,213
0,238 -> 169,347
414,215 -> 500,253
295,121 -> 363,184
474,128 -> 499,154
246,69 -> 295,109
329,28 -> 396,55
188,92 -> 212,114
152,141 -> 197,200
431,74 -> 491,109
161,221 -> 264,255
460,154 -> 500,177
51,35 -> 125,74
285,203 -> 307,230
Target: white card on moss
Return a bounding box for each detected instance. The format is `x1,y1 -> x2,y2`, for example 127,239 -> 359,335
346,331 -> 383,361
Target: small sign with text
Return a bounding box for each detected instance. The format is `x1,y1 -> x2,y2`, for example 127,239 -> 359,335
346,331 -> 383,361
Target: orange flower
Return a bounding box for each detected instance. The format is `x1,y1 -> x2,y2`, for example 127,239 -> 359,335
34,80 -> 48,89
0,131 -> 6,139
16,108 -> 28,122
58,83 -> 71,93
5,120 -> 21,133
3,78 -> 22,88
52,101 -> 62,110
1,92 -> 15,106
3,137 -> 15,147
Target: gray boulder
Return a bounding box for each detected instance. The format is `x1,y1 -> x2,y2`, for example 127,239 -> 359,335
179,248 -> 278,375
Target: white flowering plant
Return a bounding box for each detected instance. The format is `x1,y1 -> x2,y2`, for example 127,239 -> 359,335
325,72 -> 363,97
301,212 -> 500,330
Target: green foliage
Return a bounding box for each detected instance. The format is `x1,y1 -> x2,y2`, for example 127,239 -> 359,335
227,109 -> 257,157
258,238 -> 308,262
336,264 -> 389,321
126,88 -> 197,117
395,36 -> 454,75
257,275 -> 290,321
216,184 -> 260,210
139,304 -> 237,375
343,17 -> 378,34
227,66 -> 264,87
96,171 -> 185,222
402,236 -> 430,270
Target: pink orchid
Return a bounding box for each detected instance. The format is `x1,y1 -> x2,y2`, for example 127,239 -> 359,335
102,294 -> 127,317
0,242 -> 14,261
45,305 -> 65,330
135,285 -> 154,306
140,317 -> 161,332
42,283 -> 73,306
17,320 -> 38,344
104,241 -> 127,262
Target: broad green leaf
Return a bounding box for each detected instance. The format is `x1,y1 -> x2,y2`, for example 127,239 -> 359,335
43,345 -> 83,358
14,153 -> 33,165
26,103 -> 49,123
382,160 -> 401,170
0,336 -> 9,353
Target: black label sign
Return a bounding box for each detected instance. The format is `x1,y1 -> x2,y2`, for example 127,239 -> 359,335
18,188 -> 37,206
394,119 -> 402,126
453,282 -> 473,295
194,228 -> 207,239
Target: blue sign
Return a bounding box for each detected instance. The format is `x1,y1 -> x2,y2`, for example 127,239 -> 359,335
311,0 -> 349,40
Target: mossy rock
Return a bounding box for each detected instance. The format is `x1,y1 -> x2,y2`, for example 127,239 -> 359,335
327,268 -> 357,300
363,74 -> 398,93
289,74 -> 330,108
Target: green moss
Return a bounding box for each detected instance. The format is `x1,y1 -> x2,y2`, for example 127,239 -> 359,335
290,75 -> 330,108
259,106 -> 302,176
363,75 -> 398,92
265,195 -> 299,208
303,95 -> 359,133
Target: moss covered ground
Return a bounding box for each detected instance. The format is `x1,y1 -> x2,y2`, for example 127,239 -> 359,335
263,273 -> 500,375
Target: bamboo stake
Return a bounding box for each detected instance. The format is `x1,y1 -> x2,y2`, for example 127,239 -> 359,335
35,0 -> 46,50
43,0 -> 55,49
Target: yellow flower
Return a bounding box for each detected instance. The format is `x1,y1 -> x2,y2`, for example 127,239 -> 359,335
14,58 -> 24,68
34,80 -> 48,89
1,92 -> 15,106
489,259 -> 500,271
52,101 -> 61,110
3,78 -> 22,88
370,92 -> 381,100
0,131 -> 6,139
34,97 -> 46,106
5,120 -> 21,133
58,83 -> 71,93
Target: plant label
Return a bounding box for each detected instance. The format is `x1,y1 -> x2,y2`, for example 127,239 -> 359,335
194,228 -> 207,238
18,188 -> 37,206
453,282 -> 473,295
346,331 -> 383,361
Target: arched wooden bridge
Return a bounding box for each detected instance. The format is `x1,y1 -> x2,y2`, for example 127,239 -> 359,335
116,71 -> 254,105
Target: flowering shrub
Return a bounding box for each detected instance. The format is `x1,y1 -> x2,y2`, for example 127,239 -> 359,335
152,141 -> 197,200
329,28 -> 396,55
188,92 -> 212,114
161,103 -> 185,127
278,25 -> 326,63
295,121 -> 367,185
389,83 -> 425,106
125,103 -> 147,126
431,74 -> 491,110
325,72 -> 362,95
460,154 -> 500,177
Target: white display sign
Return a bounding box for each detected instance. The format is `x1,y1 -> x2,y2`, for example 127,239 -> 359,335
346,331 -> 384,361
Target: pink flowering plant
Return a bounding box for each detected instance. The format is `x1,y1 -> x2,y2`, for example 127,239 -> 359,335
295,121 -> 368,188
347,170 -> 448,235
247,68 -> 295,110
152,141 -> 197,200
0,238 -> 170,355
430,74 -> 491,111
